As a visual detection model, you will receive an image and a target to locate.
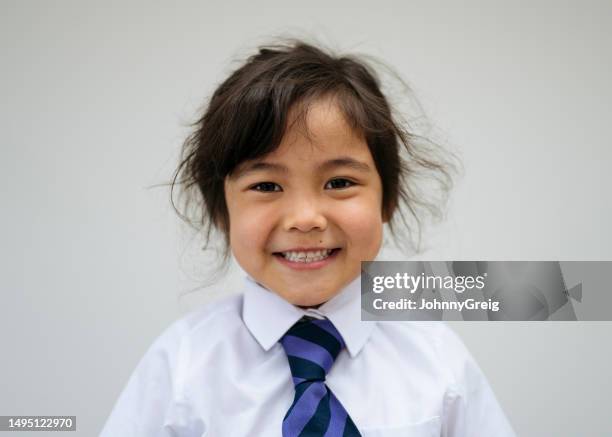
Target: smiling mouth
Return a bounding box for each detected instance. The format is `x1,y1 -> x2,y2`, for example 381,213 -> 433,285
273,248 -> 341,263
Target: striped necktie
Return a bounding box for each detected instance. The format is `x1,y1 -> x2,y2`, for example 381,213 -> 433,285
280,316 -> 361,437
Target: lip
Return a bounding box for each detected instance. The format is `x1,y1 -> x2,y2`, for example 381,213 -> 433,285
273,248 -> 341,271
276,247 -> 334,253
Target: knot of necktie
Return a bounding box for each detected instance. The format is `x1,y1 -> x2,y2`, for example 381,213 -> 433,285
280,316 -> 345,385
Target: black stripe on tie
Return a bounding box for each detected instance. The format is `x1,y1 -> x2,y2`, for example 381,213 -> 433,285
342,415 -> 360,437
284,380 -> 314,419
288,323 -> 342,359
288,356 -> 326,381
298,390 -> 331,437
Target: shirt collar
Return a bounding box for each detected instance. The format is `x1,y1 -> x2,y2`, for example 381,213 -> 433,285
242,274 -> 377,358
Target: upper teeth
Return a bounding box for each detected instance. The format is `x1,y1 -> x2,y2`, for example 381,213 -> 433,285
281,249 -> 333,262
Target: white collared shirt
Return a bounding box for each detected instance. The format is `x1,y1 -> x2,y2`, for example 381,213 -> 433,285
100,274 -> 515,436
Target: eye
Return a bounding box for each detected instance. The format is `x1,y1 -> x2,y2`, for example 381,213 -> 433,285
325,178 -> 356,190
250,182 -> 282,192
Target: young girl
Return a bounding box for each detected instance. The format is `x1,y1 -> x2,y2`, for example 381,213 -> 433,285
101,40 -> 515,436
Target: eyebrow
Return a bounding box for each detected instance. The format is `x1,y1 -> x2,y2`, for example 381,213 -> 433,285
232,156 -> 372,179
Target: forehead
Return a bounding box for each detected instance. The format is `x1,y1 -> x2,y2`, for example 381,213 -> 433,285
274,97 -> 367,159
228,96 -> 375,181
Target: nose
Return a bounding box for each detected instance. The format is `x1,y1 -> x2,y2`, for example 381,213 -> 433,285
281,194 -> 328,233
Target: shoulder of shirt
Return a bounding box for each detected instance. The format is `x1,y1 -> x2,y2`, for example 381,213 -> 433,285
375,320 -> 466,350
377,321 -> 474,392
138,292 -> 244,393
167,291 -> 244,339
141,291 -> 244,358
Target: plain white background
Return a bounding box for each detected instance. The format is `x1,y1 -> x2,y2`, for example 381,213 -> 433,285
2,1 -> 611,436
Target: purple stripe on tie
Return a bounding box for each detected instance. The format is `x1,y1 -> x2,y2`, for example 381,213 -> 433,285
293,376 -> 306,385
311,319 -> 345,346
281,335 -> 334,373
323,391 -> 348,437
283,382 -> 327,435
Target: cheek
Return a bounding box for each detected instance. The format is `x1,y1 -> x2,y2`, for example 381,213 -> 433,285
225,184 -> 268,252
227,202 -> 276,257
336,196 -> 384,255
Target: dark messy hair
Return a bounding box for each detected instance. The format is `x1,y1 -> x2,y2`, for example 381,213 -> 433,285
171,39 -> 458,275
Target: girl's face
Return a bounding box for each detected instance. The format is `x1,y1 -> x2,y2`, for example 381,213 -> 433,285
224,97 -> 385,307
